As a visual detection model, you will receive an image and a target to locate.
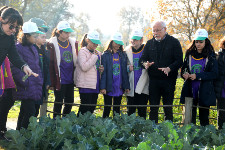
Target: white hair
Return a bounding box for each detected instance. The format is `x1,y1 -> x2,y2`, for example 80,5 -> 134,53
151,20 -> 166,28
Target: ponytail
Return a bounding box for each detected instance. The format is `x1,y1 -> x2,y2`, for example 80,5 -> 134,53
51,28 -> 63,38
80,33 -> 88,48
0,6 -> 23,26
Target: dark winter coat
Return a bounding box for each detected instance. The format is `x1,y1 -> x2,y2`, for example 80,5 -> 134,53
214,49 -> 225,99
34,44 -> 50,105
140,34 -> 183,80
100,50 -> 130,92
0,26 -> 25,69
180,52 -> 218,106
11,43 -> 43,101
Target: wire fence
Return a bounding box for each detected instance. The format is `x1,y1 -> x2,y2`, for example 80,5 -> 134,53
39,77 -> 223,126
41,91 -> 224,127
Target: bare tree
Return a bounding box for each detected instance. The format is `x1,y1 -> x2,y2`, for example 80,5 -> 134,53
118,6 -> 144,45
155,0 -> 225,49
73,13 -> 90,42
21,0 -> 73,37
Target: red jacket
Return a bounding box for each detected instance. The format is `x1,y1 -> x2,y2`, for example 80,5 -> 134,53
47,37 -> 77,90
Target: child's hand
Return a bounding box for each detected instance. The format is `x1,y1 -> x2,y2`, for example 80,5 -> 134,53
49,87 -> 54,91
129,65 -> 134,71
100,89 -> 106,94
189,74 -> 196,80
125,89 -> 130,93
182,73 -> 189,81
99,65 -> 104,73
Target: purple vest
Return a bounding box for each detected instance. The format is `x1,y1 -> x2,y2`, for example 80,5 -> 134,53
133,49 -> 144,90
59,42 -> 74,84
79,54 -> 100,93
191,56 -> 206,99
107,53 -> 123,97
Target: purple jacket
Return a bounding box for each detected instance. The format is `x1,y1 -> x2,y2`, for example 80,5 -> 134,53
11,43 -> 43,101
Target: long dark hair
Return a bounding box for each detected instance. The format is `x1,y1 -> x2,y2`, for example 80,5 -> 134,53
105,40 -> 124,53
80,33 -> 88,48
17,30 -> 33,46
185,38 -> 215,58
51,28 -> 63,38
0,6 -> 23,26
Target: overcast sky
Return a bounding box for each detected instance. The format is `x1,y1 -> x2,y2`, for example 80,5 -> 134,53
69,0 -> 156,35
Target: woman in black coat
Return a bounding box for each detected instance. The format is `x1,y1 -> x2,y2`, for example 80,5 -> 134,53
180,29 -> 218,126
0,6 -> 35,75
215,37 -> 225,129
0,6 -> 36,140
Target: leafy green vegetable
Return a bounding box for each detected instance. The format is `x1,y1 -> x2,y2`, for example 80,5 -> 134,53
1,112 -> 225,150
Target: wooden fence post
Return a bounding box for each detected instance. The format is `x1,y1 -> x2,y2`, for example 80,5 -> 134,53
39,101 -> 47,117
183,97 -> 193,125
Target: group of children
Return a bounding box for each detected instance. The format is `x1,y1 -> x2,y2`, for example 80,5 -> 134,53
0,6 -> 225,142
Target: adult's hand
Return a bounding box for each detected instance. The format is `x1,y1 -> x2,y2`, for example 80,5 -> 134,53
23,65 -> 39,77
143,61 -> 154,69
158,67 -> 171,76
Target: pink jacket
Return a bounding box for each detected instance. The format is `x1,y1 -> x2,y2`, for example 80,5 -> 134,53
0,57 -> 15,95
74,47 -> 101,89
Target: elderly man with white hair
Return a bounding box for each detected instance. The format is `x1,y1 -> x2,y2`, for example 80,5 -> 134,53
140,20 -> 183,123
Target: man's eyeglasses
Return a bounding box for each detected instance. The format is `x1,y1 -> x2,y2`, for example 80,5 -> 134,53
152,27 -> 165,33
9,24 -> 19,30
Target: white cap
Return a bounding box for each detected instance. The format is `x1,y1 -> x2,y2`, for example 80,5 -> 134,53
112,32 -> 124,45
131,29 -> 143,40
56,21 -> 74,32
22,21 -> 44,34
194,29 -> 208,40
87,30 -> 101,44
